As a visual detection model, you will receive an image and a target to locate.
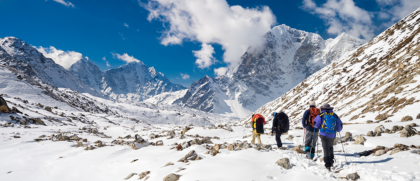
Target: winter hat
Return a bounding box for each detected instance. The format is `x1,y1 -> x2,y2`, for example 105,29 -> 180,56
273,112 -> 277,117
309,101 -> 316,107
321,103 -> 334,110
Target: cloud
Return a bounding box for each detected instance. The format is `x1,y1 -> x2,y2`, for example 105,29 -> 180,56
142,0 -> 276,73
378,0 -> 420,21
37,46 -> 82,69
112,53 -> 141,63
180,73 -> 190,80
51,0 -> 75,8
102,56 -> 106,61
302,0 -> 374,40
124,23 -> 129,28
119,33 -> 127,40
106,61 -> 110,67
214,67 -> 228,76
193,43 -> 217,68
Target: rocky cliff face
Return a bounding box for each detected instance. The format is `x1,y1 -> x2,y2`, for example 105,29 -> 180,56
180,25 -> 366,118
0,37 -> 99,96
240,8 -> 420,126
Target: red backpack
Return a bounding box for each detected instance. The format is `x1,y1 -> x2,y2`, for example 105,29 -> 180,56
308,107 -> 320,127
253,114 -> 266,133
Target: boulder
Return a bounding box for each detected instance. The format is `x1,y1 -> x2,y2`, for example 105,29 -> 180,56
167,130 -> 176,137
375,150 -> 385,156
410,123 -> 417,127
346,172 -> 360,180
276,158 -> 292,169
181,128 -> 188,135
130,142 -> 139,150
400,127 -> 416,137
366,120 -> 373,124
374,125 -> 385,133
176,144 -> 183,151
375,132 -> 382,137
0,97 -> 11,113
261,144 -> 272,150
367,131 -> 374,137
211,149 -> 218,156
34,118 -> 46,125
178,150 -> 198,162
342,132 -> 353,142
401,116 -> 413,122
354,135 -> 366,145
287,135 -> 294,140
138,171 -> 150,179
291,145 -> 304,154
214,144 -> 220,152
163,173 -> 181,181
417,113 -> 420,119
155,140 -> 164,146
228,144 -> 235,151
390,148 -> 401,155
45,106 -> 52,112
384,129 -> 390,133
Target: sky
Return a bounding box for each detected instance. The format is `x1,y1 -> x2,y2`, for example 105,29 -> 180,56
0,0 -> 419,87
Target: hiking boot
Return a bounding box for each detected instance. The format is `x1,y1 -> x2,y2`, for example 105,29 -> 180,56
310,153 -> 315,159
326,167 -> 331,171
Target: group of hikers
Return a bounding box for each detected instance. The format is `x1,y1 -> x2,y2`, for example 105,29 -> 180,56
250,101 -> 343,171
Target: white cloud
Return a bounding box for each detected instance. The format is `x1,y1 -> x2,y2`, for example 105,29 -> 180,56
106,61 -> 110,67
383,0 -> 420,21
193,43 -> 217,68
124,23 -> 129,28
302,0 -> 374,40
112,53 -> 141,63
214,67 -> 228,77
37,46 -> 82,69
180,73 -> 190,80
143,0 -> 276,73
51,0 -> 75,8
102,56 -> 106,61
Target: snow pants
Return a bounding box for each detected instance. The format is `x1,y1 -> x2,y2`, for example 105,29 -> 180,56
251,132 -> 261,144
304,129 -> 319,154
275,130 -> 282,147
320,135 -> 335,168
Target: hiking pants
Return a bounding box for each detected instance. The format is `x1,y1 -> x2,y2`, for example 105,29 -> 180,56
275,130 -> 282,147
320,135 -> 335,168
305,129 -> 319,154
251,132 -> 261,144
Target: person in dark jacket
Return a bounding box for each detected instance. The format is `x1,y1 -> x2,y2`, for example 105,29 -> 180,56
271,110 -> 289,148
314,104 -> 343,171
301,101 -> 320,159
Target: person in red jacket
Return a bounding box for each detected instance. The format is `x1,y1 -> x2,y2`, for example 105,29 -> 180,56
251,114 -> 266,144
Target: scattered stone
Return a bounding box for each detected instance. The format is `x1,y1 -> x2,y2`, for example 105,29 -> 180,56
163,173 -> 181,181
131,159 -> 138,163
214,144 -> 220,152
295,127 -> 303,130
346,172 -> 360,180
124,173 -> 137,180
384,129 -> 390,133
178,150 -> 198,162
374,125 -> 385,133
342,132 -> 353,142
138,171 -> 150,180
401,116 -> 413,122
367,131 -> 374,137
261,144 -> 272,150
366,120 -> 373,124
176,144 -> 182,151
400,127 -> 417,137
390,148 -> 401,155
287,135 -> 294,140
155,140 -> 164,146
375,132 -> 382,137
76,142 -> 83,147
45,106 -> 52,112
276,158 -> 292,169
410,123 -> 417,127
375,150 -> 385,156
0,96 -> 11,113
354,135 -> 366,145
211,149 -> 218,156
228,144 -> 235,151
291,145 -> 304,154
164,162 -> 174,167
167,130 -> 176,137
34,118 -> 46,126
417,113 -> 420,119
179,135 -> 186,139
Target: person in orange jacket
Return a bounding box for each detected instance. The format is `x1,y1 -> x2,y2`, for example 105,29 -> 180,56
251,114 -> 266,144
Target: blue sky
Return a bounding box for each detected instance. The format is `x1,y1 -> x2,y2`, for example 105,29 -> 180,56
0,0 -> 418,87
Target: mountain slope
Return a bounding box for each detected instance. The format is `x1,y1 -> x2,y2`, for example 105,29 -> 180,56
0,37 -> 99,96
241,8 -> 420,127
180,25 -> 365,118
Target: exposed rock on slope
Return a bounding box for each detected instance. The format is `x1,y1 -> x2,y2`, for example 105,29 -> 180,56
241,8 -> 420,126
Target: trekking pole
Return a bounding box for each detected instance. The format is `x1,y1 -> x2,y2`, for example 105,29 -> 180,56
338,132 -> 348,164
302,129 -> 306,159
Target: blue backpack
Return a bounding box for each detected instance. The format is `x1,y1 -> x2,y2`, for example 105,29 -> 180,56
320,112 -> 337,134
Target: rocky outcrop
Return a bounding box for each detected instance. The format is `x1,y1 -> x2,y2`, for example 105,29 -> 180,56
401,116 -> 413,122
163,173 -> 181,181
178,150 -> 198,162
0,96 -> 11,113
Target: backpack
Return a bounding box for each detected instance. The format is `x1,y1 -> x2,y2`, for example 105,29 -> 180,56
308,107 -> 320,128
253,114 -> 265,134
320,112 -> 337,134
276,112 -> 289,133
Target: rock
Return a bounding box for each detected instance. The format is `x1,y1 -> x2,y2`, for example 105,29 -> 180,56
227,127 -> 233,132
367,131 -> 374,137
211,149 -> 218,156
164,162 -> 174,167
0,97 -> 11,113
176,144 -> 182,151
129,142 -> 139,150
366,120 -> 373,124
45,106 -> 52,112
375,150 -> 385,156
374,125 -> 385,133
375,113 -> 390,121
354,135 -> 366,145
163,173 -> 181,181
178,150 -> 198,162
190,138 -> 202,145
400,127 -> 416,137
401,116 -> 413,122
384,129 -> 390,133
376,146 -> 386,150
76,142 -> 83,147
214,144 -> 220,152
275,158 -> 292,169
375,132 -> 382,137
261,144 -> 272,150
12,107 -> 22,113
181,128 -> 188,135
410,123 -> 417,127
155,140 -> 164,146
295,127 -> 303,130
287,135 -> 294,140
390,148 -> 401,155
417,113 -> 420,119
34,118 -> 46,125
131,159 -> 138,163
124,173 -> 137,180
228,144 -> 235,151
346,172 -> 360,180
341,132 -> 353,142
179,134 -> 186,139
138,171 -> 150,179
291,145 -> 304,154
167,130 -> 176,137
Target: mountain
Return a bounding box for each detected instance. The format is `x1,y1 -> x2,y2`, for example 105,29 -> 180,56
69,58 -> 186,102
179,25 -> 366,118
240,8 -> 420,126
0,37 -> 100,96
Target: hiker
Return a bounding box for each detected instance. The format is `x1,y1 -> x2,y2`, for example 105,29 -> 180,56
251,114 -> 266,144
301,101 -> 320,159
314,104 -> 343,171
271,110 -> 289,148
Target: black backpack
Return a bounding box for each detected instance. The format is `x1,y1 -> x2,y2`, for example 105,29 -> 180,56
256,118 -> 265,134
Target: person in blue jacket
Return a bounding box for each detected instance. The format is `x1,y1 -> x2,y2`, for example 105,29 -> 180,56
314,103 -> 343,171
